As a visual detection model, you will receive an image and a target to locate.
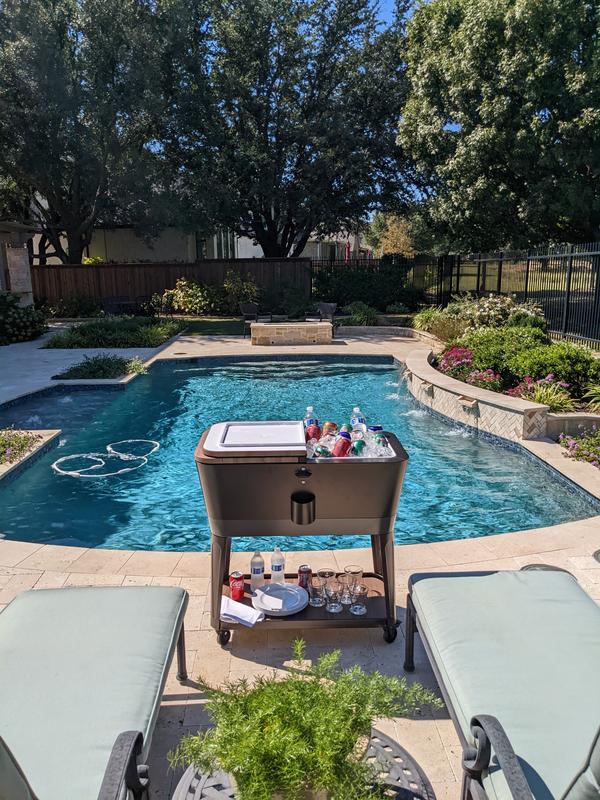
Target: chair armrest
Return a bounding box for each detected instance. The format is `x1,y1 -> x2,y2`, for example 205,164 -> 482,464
97,731 -> 149,800
463,715 -> 533,800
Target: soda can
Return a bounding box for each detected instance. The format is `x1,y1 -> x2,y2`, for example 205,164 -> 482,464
332,431 -> 352,457
229,571 -> 245,602
368,424 -> 383,432
298,564 -> 312,590
375,433 -> 389,447
351,439 -> 366,456
322,421 -> 338,436
314,444 -> 332,457
305,423 -> 322,441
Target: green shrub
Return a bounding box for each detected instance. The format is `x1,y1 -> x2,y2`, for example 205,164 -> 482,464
505,309 -> 547,331
428,313 -> 468,343
262,283 -> 316,317
44,316 -> 184,348
160,272 -> 260,316
413,307 -> 442,331
169,640 -> 440,800
507,341 -> 600,396
460,326 -> 549,379
341,301 -> 378,326
43,297 -> 104,318
583,385 -> 600,413
0,428 -> 42,465
221,270 -> 261,314
53,354 -> 147,379
521,382 -> 575,412
0,292 -> 47,345
385,302 -> 410,314
313,263 -> 424,310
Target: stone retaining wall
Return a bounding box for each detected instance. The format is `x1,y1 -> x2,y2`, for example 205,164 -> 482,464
404,350 -> 548,442
251,321 -> 332,345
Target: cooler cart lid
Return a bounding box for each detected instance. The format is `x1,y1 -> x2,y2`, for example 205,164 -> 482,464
202,421 -> 307,458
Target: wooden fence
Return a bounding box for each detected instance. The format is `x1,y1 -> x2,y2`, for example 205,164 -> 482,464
31,258 -> 312,304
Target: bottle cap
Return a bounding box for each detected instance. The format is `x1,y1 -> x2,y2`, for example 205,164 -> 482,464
353,406 -> 360,412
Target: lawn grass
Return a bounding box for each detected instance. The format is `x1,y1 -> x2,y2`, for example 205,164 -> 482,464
52,354 -> 147,379
181,317 -> 242,335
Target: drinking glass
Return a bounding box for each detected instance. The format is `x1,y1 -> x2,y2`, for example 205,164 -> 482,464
317,567 -> 336,582
344,565 -> 363,588
338,573 -> 354,605
309,576 -> 326,608
350,583 -> 368,616
325,578 -> 343,613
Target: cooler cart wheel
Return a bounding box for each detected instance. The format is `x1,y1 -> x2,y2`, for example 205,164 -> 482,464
217,630 -> 231,646
382,623 -> 398,643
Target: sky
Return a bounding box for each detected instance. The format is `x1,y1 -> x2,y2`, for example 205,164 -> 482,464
377,0 -> 398,24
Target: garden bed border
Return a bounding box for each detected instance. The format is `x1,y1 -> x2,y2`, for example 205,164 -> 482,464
0,429 -> 61,483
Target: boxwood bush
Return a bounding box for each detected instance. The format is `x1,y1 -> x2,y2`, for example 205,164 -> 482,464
460,326 -> 549,380
507,342 -> 600,396
0,292 -> 47,345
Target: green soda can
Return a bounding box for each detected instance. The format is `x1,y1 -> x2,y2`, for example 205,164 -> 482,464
340,424 -> 351,434
351,439 -> 366,456
314,444 -> 332,458
375,433 -> 389,447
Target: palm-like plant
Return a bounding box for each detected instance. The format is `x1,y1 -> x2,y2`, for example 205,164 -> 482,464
583,385 -> 600,413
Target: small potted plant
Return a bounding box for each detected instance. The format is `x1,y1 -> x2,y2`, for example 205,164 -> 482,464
170,639 -> 441,800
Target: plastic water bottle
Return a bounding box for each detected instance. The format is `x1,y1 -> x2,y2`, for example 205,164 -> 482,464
271,546 -> 285,583
303,406 -> 318,427
250,551 -> 265,592
350,406 -> 367,433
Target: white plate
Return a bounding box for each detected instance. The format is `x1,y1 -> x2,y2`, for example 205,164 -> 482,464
252,583 -> 309,616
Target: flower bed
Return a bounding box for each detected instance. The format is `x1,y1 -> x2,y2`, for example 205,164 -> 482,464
52,354 -> 147,379
44,316 -> 185,349
425,294 -> 600,414
0,429 -> 42,466
559,428 -> 600,470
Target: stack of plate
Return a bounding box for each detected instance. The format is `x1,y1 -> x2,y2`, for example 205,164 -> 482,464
251,583 -> 309,616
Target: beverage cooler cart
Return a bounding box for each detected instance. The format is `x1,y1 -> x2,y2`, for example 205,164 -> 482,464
195,421 -> 408,646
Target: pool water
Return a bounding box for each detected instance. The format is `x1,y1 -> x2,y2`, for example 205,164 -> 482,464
0,357 -> 597,551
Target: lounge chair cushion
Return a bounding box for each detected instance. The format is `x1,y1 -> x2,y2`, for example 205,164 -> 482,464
563,726 -> 600,800
410,571 -> 600,800
0,736 -> 38,800
0,586 -> 187,800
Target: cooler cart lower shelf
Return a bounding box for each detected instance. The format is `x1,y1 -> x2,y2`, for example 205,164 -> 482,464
210,532 -> 399,645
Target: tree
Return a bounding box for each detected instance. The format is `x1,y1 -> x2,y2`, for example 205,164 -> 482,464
164,0 -> 413,257
366,212 -> 416,256
398,0 -> 600,251
0,0 -> 165,263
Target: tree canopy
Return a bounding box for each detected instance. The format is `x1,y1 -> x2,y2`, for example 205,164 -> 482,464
162,0 -> 412,257
398,0 -> 600,252
0,0 -> 169,263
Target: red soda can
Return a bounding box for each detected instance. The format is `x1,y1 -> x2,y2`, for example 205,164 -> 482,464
305,423 -> 322,441
229,571 -> 245,601
332,431 -> 352,457
298,564 -> 312,590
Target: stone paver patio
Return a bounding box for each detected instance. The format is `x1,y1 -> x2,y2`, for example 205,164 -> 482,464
2,328 -> 600,798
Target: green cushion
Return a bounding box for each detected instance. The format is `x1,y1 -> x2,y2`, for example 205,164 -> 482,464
563,727 -> 600,800
0,737 -> 38,800
410,571 -> 600,800
0,586 -> 187,800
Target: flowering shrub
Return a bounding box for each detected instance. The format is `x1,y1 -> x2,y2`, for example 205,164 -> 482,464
465,369 -> 503,391
559,428 -> 600,469
459,326 -> 548,378
507,341 -> 600,396
445,294 -> 543,331
438,346 -> 473,378
507,374 -> 574,411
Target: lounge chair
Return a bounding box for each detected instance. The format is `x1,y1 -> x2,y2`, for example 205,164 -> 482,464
403,570 -> 600,800
0,585 -> 188,800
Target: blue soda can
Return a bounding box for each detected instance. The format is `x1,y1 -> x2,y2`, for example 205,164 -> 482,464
368,424 -> 383,432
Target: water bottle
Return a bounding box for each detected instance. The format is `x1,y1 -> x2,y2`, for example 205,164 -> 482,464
350,406 -> 367,433
271,546 -> 285,583
250,551 -> 265,592
303,406 -> 318,427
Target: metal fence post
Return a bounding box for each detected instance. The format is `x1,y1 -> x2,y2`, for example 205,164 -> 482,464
523,253 -> 530,301
476,253 -> 481,295
497,251 -> 504,294
561,244 -> 575,335
455,254 -> 461,294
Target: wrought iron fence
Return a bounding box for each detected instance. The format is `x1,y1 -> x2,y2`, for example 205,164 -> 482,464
438,244 -> 600,347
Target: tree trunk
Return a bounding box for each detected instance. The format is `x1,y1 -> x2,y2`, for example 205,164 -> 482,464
66,229 -> 89,264
256,234 -> 290,258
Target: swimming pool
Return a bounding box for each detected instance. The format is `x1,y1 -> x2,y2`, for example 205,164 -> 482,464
0,356 -> 597,551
